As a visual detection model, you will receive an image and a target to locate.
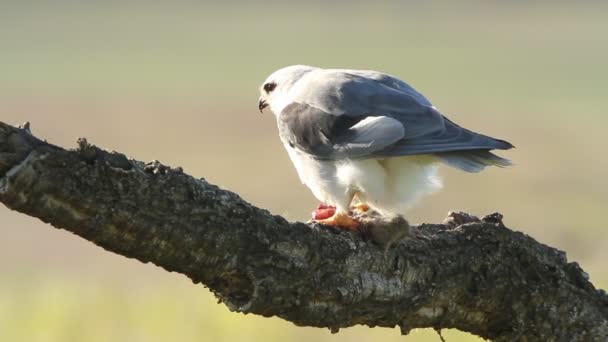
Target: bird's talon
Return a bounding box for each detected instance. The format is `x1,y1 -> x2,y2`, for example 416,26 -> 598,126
314,213 -> 359,230
353,203 -> 370,213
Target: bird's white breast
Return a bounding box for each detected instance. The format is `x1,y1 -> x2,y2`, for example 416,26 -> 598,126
283,140 -> 442,214
283,143 -> 338,202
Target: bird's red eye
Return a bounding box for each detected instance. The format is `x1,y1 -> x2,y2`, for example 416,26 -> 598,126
264,82 -> 277,93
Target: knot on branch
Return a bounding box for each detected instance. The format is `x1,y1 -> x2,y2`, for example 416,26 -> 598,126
0,122 -> 40,178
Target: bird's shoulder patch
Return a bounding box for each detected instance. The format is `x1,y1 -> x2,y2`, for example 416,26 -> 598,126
278,102 -> 362,158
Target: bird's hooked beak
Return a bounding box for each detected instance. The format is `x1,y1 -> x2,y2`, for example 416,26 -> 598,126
258,97 -> 268,113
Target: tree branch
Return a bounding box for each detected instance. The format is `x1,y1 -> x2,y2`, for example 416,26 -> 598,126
0,121 -> 606,341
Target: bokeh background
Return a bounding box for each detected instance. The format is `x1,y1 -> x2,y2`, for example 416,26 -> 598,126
1,1 -> 607,341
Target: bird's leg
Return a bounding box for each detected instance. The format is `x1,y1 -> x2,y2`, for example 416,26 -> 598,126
353,203 -> 370,213
352,193 -> 370,214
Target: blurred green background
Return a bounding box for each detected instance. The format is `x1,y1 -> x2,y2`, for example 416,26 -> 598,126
1,1 -> 607,341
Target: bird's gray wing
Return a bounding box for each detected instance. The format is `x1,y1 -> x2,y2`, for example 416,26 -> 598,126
375,117 -> 513,156
282,70 -> 512,161
343,69 -> 433,106
278,102 -> 406,159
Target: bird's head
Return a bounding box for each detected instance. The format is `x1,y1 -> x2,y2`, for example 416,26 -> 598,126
258,65 -> 317,116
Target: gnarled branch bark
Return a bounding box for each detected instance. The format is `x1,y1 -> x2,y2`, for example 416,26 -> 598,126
0,121 -> 606,341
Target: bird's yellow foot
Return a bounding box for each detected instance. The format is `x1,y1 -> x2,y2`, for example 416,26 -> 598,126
314,212 -> 359,230
353,203 -> 370,214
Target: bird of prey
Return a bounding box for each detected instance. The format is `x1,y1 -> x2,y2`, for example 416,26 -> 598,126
258,65 -> 513,229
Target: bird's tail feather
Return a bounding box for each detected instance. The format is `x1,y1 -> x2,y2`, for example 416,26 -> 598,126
434,150 -> 512,173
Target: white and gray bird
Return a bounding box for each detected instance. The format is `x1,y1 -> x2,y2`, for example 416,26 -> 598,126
258,65 -> 513,229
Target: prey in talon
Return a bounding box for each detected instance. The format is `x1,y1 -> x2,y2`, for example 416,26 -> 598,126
312,203 -> 335,220
258,65 -> 513,230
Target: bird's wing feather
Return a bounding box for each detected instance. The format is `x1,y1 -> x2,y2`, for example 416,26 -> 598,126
280,69 -> 512,161
341,69 -> 433,106
278,102 -> 405,159
376,117 -> 514,156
